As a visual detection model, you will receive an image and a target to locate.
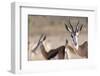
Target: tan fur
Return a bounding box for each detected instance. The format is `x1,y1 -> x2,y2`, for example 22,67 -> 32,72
67,45 -> 76,54
65,39 -> 87,59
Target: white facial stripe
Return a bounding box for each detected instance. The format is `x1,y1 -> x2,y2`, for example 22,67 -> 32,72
75,36 -> 78,43
74,36 -> 78,50
71,33 -> 78,50
76,32 -> 79,36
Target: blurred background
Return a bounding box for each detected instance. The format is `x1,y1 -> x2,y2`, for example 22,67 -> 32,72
28,15 -> 88,60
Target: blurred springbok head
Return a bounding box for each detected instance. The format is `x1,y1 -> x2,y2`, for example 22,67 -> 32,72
32,33 -> 46,53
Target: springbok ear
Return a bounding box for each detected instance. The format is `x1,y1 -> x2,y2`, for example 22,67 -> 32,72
80,24 -> 83,31
65,23 -> 72,32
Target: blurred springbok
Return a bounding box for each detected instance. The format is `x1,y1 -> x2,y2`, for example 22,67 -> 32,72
65,19 -> 88,59
32,34 -> 68,60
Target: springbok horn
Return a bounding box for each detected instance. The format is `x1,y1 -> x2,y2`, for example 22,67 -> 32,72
69,19 -> 74,32
80,24 -> 83,31
65,23 -> 70,32
75,20 -> 79,32
32,34 -> 44,53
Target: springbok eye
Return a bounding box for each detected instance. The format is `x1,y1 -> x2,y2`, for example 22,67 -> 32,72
71,35 -> 73,38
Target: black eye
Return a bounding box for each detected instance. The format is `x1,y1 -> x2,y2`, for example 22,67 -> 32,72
71,35 -> 73,38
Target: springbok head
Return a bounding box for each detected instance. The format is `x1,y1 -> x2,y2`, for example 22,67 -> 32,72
65,19 -> 83,46
32,33 -> 46,53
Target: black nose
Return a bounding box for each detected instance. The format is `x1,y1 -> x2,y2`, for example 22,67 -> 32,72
75,43 -> 77,46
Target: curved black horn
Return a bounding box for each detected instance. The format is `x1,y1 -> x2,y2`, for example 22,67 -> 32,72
65,23 -> 70,32
75,20 -> 79,32
69,19 -> 74,32
80,24 -> 83,31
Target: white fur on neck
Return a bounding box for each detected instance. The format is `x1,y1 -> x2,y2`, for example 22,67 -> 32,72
74,36 -> 78,50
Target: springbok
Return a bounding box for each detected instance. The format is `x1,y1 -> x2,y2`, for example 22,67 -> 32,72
65,19 -> 88,59
32,33 -> 68,60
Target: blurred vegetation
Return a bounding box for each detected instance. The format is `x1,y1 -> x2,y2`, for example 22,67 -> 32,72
28,15 -> 88,36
